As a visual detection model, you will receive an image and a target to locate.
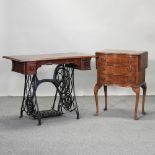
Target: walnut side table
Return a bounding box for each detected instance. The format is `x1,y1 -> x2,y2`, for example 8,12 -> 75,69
94,49 -> 148,120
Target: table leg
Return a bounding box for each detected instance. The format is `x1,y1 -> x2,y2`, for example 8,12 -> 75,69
104,85 -> 108,111
20,74 -> 42,125
94,84 -> 101,115
53,64 -> 79,119
132,87 -> 140,120
20,75 -> 27,118
141,82 -> 147,115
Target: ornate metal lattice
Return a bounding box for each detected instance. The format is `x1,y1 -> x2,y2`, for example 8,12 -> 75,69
20,64 -> 79,125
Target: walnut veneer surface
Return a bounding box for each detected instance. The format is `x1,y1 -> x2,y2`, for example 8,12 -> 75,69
94,49 -> 148,120
3,52 -> 94,62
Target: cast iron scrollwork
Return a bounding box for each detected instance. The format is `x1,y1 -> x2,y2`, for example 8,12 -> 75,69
20,64 -> 79,125
53,64 -> 78,112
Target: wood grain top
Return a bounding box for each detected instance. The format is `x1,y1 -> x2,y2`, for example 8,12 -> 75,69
96,49 -> 148,55
3,52 -> 95,62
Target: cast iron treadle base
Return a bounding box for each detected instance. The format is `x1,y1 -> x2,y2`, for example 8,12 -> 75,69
39,110 -> 63,118
20,64 -> 79,125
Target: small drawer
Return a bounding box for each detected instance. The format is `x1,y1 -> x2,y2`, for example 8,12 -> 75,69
97,55 -> 137,66
98,74 -> 136,85
12,61 -> 25,74
26,62 -> 37,74
81,58 -> 91,70
75,58 -> 91,70
98,65 -> 137,75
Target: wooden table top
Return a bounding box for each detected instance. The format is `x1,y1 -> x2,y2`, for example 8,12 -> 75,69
3,52 -> 95,62
96,49 -> 148,55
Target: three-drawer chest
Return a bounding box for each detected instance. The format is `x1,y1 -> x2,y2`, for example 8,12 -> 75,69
94,49 -> 148,120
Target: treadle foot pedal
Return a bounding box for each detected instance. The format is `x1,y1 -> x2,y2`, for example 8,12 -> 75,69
40,110 -> 63,118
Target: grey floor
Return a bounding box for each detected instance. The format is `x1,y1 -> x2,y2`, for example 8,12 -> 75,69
0,96 -> 155,155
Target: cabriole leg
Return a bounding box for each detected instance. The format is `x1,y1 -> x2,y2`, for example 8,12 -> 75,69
141,83 -> 147,115
104,85 -> 108,111
94,84 -> 101,115
132,87 -> 140,120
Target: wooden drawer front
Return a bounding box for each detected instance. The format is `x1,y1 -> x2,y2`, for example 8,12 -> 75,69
26,62 -> 37,74
45,58 -> 91,70
98,65 -> 136,75
97,55 -> 137,68
80,58 -> 91,70
12,61 -> 37,74
12,61 -> 25,74
98,74 -> 136,85
75,58 -> 91,70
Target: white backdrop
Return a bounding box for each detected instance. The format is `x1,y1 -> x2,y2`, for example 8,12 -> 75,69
0,0 -> 155,96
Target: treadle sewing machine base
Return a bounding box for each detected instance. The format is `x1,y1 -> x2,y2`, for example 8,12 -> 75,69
3,53 -> 94,125
19,64 -> 79,125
